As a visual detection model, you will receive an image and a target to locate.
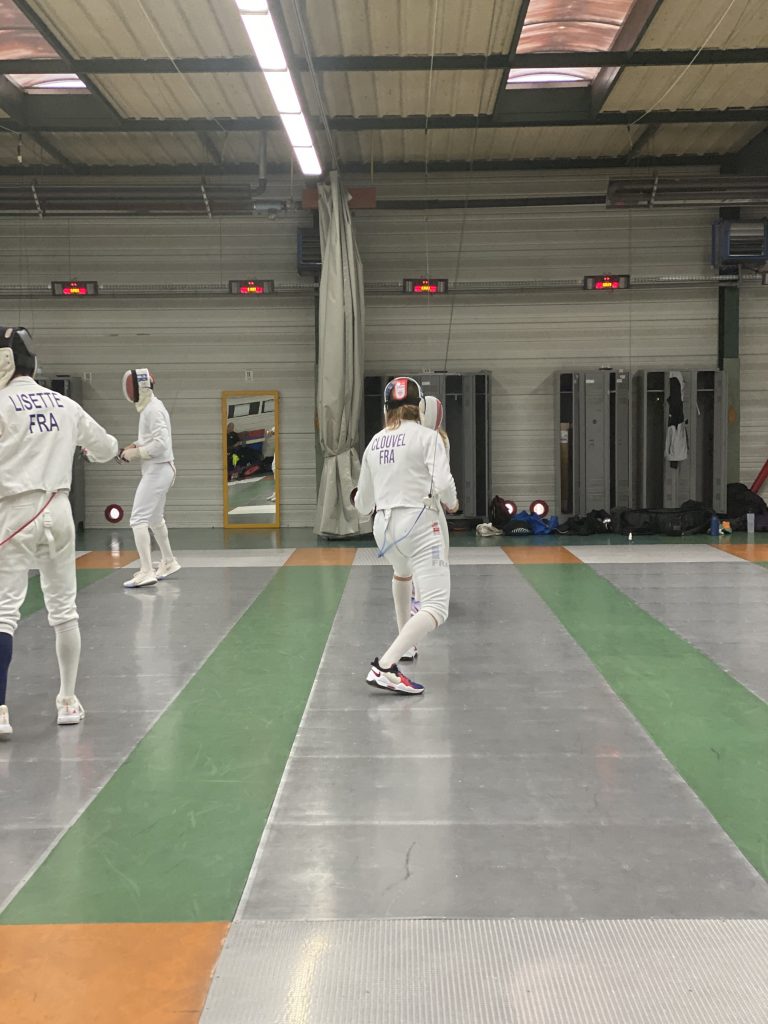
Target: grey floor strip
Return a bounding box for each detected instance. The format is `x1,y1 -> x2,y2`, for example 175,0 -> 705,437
0,567 -> 277,910
591,561 -> 768,704
237,566 -> 768,920
201,918 -> 768,1024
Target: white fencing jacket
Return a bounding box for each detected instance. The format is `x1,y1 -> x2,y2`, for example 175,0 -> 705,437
135,395 -> 174,464
355,419 -> 458,515
0,376 -> 118,498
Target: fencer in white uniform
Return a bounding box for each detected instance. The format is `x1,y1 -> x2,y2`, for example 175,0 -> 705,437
0,326 -> 119,736
354,377 -> 458,695
410,394 -> 451,624
120,368 -> 180,589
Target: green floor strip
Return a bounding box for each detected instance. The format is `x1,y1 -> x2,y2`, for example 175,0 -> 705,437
2,565 -> 349,925
20,569 -> 112,619
519,564 -> 768,880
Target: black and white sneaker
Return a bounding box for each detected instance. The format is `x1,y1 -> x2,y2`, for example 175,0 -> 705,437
366,658 -> 424,695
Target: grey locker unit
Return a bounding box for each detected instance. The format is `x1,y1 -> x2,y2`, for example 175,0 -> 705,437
363,371 -> 491,518
555,369 -> 631,517
38,375 -> 86,531
634,369 -> 728,512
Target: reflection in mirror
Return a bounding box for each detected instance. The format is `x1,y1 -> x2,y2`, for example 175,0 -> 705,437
222,390 -> 279,528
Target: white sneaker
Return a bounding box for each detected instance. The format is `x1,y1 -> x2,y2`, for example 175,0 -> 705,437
366,659 -> 424,695
400,646 -> 418,661
56,696 -> 85,726
123,570 -> 158,589
0,705 -> 12,737
155,558 -> 181,580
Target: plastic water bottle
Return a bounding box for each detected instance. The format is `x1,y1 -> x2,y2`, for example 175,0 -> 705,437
747,512 -> 755,536
709,515 -> 720,537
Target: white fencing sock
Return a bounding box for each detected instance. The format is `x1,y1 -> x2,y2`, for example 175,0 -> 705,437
132,523 -> 154,573
392,576 -> 412,632
151,519 -> 174,563
380,610 -> 437,668
54,620 -> 81,699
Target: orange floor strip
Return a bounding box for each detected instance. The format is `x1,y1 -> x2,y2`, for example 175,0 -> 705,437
722,543 -> 768,563
76,550 -> 138,569
0,922 -> 228,1024
286,547 -> 356,566
503,546 -> 582,564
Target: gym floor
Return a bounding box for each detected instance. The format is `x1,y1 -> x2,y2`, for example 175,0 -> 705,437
1,529 -> 767,1023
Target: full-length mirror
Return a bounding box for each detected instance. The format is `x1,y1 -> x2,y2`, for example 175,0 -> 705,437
222,390 -> 280,528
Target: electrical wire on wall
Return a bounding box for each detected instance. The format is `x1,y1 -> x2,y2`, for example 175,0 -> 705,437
630,0 -> 741,128
133,0 -> 231,155
441,0 -> 503,373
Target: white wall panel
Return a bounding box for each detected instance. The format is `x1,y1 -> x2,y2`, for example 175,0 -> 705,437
356,206 -> 720,512
0,216 -> 316,529
739,289 -> 768,487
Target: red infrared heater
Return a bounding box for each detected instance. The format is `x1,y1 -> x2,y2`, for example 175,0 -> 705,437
52,280 -> 99,296
229,279 -> 275,295
583,274 -> 630,291
403,278 -> 449,294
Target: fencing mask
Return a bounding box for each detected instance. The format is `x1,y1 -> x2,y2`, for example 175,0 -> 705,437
383,376 -> 427,420
0,326 -> 37,389
122,368 -> 155,410
422,395 -> 444,432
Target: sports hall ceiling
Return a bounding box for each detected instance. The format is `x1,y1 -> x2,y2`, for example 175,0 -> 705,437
0,0 -> 766,177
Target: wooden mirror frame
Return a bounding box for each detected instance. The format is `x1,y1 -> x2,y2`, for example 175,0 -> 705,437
222,389 -> 280,530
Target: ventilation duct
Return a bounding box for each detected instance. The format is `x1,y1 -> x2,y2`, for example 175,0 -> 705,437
712,219 -> 768,266
607,176 -> 768,209
0,179 -> 285,217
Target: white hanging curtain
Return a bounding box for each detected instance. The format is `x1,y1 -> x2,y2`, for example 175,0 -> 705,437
314,170 -> 369,536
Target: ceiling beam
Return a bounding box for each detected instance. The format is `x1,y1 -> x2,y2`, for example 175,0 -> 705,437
197,131 -> 223,165
721,127 -> 768,174
0,76 -> 76,165
3,48 -> 768,75
12,0 -> 124,123
2,108 -> 767,135
0,153 -> 721,178
592,0 -> 665,113
626,124 -> 660,160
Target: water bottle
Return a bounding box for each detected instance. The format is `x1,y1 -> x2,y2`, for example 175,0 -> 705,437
709,514 -> 720,537
747,512 -> 755,536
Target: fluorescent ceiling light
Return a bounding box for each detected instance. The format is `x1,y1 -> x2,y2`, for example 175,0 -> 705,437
264,70 -> 301,113
294,147 -> 322,177
235,0 -> 323,177
241,12 -> 286,71
280,112 -> 312,149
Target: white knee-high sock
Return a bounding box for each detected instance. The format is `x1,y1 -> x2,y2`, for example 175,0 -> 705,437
392,576 -> 412,633
380,610 -> 437,668
55,620 -> 81,699
132,524 -> 153,573
151,519 -> 174,562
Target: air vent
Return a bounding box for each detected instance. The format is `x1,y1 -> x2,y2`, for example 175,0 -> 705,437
712,219 -> 768,266
297,227 -> 321,277
607,176 -> 768,209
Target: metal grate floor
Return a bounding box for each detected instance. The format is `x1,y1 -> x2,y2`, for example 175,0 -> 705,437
201,918 -> 768,1024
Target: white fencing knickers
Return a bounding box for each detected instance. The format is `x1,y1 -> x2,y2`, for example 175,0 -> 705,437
0,490 -> 78,636
130,461 -> 175,527
374,506 -> 450,625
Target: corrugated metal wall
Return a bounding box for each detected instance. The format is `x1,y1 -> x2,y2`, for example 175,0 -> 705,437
740,290 -> 768,486
2,186 -> 765,527
0,215 -> 316,528
354,204 -> 723,510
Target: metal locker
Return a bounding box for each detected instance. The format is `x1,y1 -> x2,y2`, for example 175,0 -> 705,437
363,371 -> 491,519
555,369 -> 631,517
634,369 -> 727,512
